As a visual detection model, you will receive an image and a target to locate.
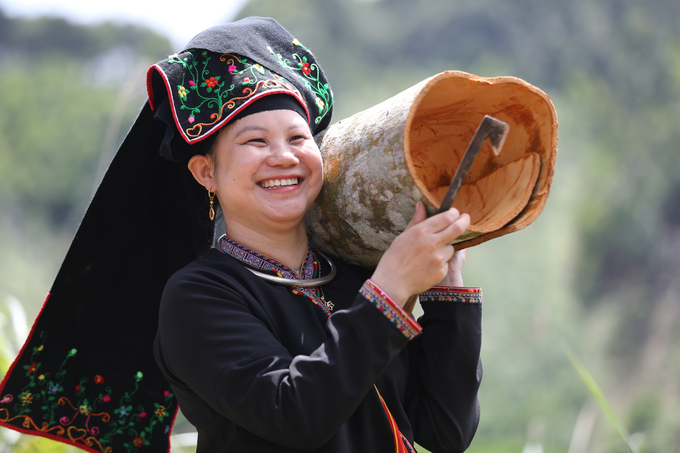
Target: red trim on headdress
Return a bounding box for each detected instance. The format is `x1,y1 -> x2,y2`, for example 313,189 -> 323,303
146,65 -> 158,111
146,63 -> 311,146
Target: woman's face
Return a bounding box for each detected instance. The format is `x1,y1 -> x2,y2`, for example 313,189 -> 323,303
210,109 -> 323,233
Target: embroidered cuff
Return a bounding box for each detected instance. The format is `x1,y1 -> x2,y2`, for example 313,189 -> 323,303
419,287 -> 482,304
360,280 -> 423,340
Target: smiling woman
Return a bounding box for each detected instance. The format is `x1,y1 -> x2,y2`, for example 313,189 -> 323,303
0,16 -> 483,453
188,107 -> 324,258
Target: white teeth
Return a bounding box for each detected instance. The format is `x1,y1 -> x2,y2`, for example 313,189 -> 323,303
260,178 -> 299,188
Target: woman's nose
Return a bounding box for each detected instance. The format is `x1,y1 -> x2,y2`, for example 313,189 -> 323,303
267,143 -> 299,166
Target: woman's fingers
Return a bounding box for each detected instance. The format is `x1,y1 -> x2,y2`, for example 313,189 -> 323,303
438,244 -> 457,275
420,206 -> 462,233
410,206 -> 470,245
450,248 -> 468,271
435,212 -> 471,244
370,204 -> 472,306
437,248 -> 468,287
370,229 -> 435,303
406,202 -> 469,235
404,201 -> 427,230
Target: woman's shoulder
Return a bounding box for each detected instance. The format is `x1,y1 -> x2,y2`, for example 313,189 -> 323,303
162,248 -> 253,299
174,247 -> 238,273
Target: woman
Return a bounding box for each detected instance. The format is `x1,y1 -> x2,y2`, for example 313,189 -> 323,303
0,16 -> 481,453
152,17 -> 482,453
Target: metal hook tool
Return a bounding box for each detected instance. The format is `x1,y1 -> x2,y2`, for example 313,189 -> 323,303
436,115 -> 510,214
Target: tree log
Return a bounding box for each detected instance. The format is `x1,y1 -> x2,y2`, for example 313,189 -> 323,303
306,71 -> 558,267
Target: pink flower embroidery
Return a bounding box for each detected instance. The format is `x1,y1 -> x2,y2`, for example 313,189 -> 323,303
228,65 -> 237,73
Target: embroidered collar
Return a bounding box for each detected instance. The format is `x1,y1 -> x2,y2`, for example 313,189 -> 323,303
216,234 -> 334,316
217,234 -> 316,280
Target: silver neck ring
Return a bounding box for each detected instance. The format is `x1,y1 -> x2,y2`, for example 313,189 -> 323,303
246,251 -> 337,287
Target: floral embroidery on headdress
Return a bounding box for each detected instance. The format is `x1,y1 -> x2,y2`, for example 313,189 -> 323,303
268,40 -> 333,125
161,50 -> 307,142
147,19 -> 334,151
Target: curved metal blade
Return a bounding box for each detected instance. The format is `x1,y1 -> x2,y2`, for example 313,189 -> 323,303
436,115 -> 510,214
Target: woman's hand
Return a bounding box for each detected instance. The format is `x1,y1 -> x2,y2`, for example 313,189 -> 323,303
370,202 -> 471,307
437,248 -> 467,287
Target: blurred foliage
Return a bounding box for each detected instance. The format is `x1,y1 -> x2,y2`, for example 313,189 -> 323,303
1,0 -> 680,451
0,8 -> 170,61
1,60 -> 116,226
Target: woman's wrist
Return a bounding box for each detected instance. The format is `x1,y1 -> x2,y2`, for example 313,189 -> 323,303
436,270 -> 464,288
368,272 -> 409,308
361,280 -> 422,339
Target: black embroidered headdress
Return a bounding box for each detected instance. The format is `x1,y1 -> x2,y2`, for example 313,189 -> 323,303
0,17 -> 333,453
148,17 -> 333,162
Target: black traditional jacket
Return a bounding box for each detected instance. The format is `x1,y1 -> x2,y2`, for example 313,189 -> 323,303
153,246 -> 482,453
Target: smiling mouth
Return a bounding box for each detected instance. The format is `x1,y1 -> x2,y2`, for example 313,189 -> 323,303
258,178 -> 300,189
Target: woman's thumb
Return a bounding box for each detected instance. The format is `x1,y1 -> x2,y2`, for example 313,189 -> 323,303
405,202 -> 427,230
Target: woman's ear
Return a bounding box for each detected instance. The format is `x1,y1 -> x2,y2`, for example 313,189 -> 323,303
187,154 -> 214,191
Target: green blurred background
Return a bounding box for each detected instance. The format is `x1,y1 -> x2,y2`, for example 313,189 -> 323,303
1,0 -> 679,452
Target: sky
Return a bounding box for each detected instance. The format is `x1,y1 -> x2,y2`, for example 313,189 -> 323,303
0,0 -> 250,50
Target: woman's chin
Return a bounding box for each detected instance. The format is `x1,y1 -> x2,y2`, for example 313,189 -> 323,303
251,202 -> 309,229
254,192 -> 316,223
